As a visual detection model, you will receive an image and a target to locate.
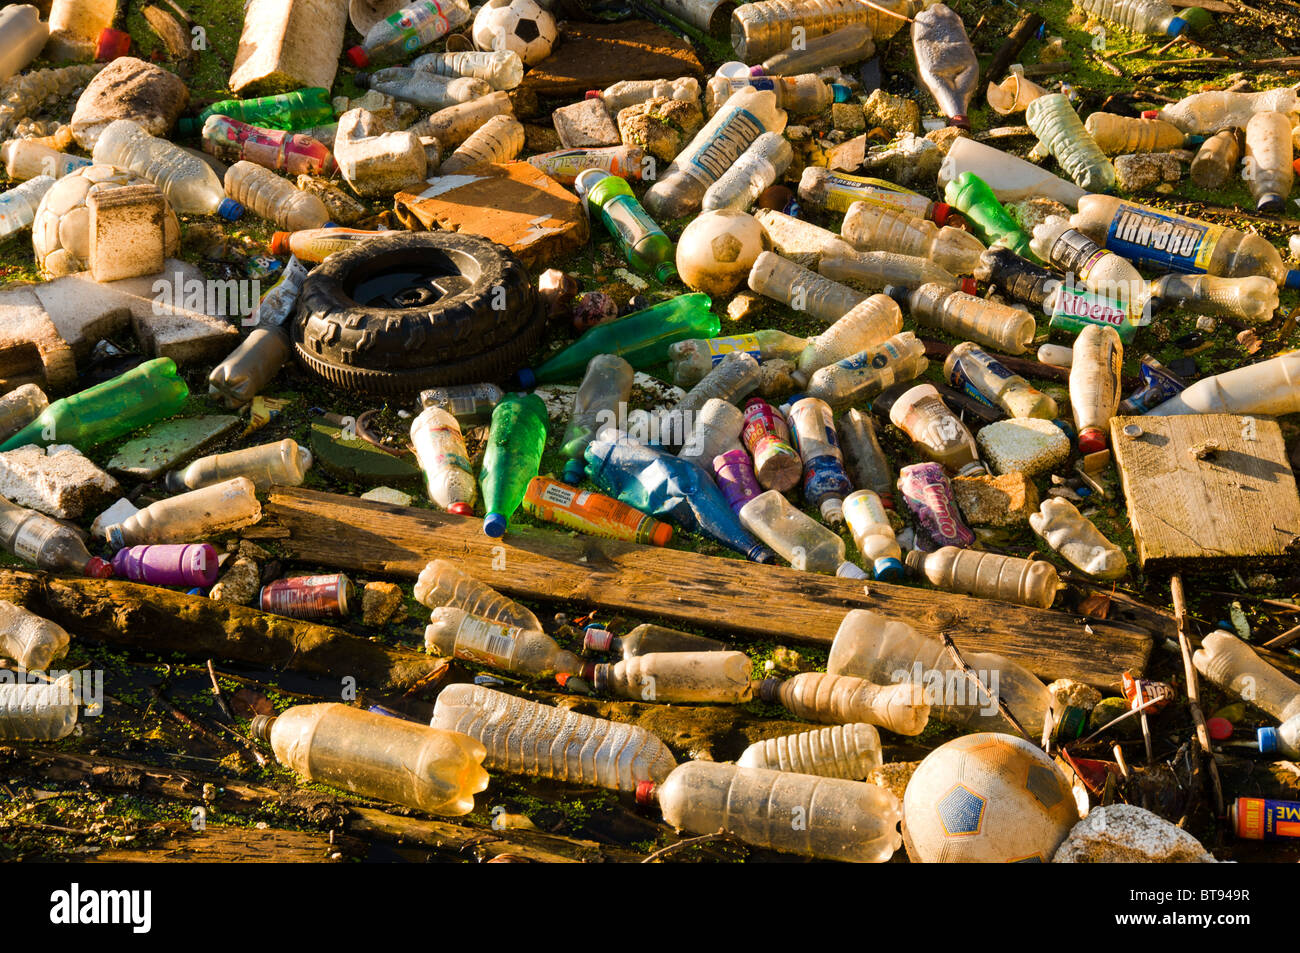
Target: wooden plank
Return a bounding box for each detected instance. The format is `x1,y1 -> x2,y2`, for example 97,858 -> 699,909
89,826 -> 347,863
1110,414 -> 1300,569
265,487 -> 1154,689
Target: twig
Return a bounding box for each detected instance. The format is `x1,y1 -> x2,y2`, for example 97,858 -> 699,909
1118,42 -> 1155,58
206,659 -> 234,723
1072,691 -> 1169,746
1263,622 -> 1300,651
1170,573 -> 1226,818
939,633 -> 1032,742
149,686 -> 266,767
641,829 -> 736,863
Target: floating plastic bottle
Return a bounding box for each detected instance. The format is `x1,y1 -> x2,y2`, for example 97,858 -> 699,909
412,49 -> 524,91
597,76 -> 701,115
785,396 -> 854,524
1075,0 -> 1209,36
653,760 -> 902,862
0,601 -> 70,671
669,329 -> 808,388
438,114 -> 524,175
748,251 -> 866,324
944,342 -> 1058,419
761,671 -> 930,736
201,116 -> 335,177
1193,631 -> 1300,723
839,409 -> 894,506
912,3 -> 978,128
737,723 -> 882,779
843,489 -> 903,581
1150,273 -> 1277,323
1,140 -> 90,181
828,610 -> 1053,732
0,677 -> 79,741
1069,323 -> 1123,454
1025,94 -> 1116,193
420,383 -> 504,426
805,331 -> 929,412
761,25 -> 875,75
1030,497 -> 1127,580
904,283 -> 1037,355
414,559 -> 540,631
0,5 -> 47,83
560,354 -> 634,484
793,294 -> 903,387
522,476 -> 672,545
93,119 -> 243,219
0,385 -> 47,446
1190,129 -> 1240,189
0,496 -> 110,577
702,131 -> 793,212
890,383 -> 986,476
644,87 -> 787,220
408,407 -> 476,515
906,547 -> 1059,609
679,399 -> 745,468
110,543 -> 219,589
346,0 -> 472,68
1244,111 -> 1293,214
585,433 -> 771,561
0,174 -> 55,239
1071,194 -> 1300,287
520,294 -> 718,387
354,67 -> 489,111
842,202 -> 985,277
713,447 -> 764,514
429,683 -> 676,791
943,170 -> 1036,260
480,393 -> 547,538
1146,351 -> 1300,416
739,489 -> 868,578
253,703 -> 487,816
224,160 -> 329,231
179,89 -> 336,137
1,357 -> 189,453
425,607 -> 583,678
798,168 -> 953,220
1084,112 -> 1185,154
107,478 -> 261,549
1153,85 -> 1298,135
527,145 -> 646,185
820,250 -> 972,294
583,623 -> 725,657
165,439 -> 312,494
740,398 -> 801,492
939,137 -> 1088,207
586,650 -> 753,703
898,462 -> 975,548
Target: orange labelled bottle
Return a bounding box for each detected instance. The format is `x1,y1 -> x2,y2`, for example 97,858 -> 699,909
269,226 -> 390,260
522,476 -> 672,546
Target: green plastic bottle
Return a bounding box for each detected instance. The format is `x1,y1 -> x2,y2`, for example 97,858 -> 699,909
518,293 -> 719,386
943,172 -> 1039,263
0,358 -> 190,452
177,89 -> 336,137
576,169 -> 677,283
480,393 -> 548,538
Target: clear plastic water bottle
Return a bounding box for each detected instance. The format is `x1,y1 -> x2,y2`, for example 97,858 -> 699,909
679,399 -> 745,467
355,67 -> 490,111
0,495 -> 111,577
705,73 -> 833,116
669,329 -> 808,388
1083,112 -> 1185,154
841,201 -> 986,276
1075,0 -> 1208,36
426,606 -> 583,678
793,294 -> 903,387
702,131 -> 793,212
252,703 -> 488,816
93,119 -> 243,219
430,683 -> 677,791
730,0 -> 874,61
0,174 -> 55,239
820,250 -> 972,293
839,408 -> 895,507
597,77 -> 701,115
843,489 -> 903,580
748,251 -> 867,324
760,671 -> 931,736
737,723 -> 883,779
1152,85 -> 1298,135
106,478 -> 263,549
166,439 -> 312,493
889,383 -> 986,476
804,331 -> 929,412
410,406 -> 476,514
669,352 -> 762,428
1029,497 -> 1127,579
761,26 -> 875,75
414,558 -> 540,631
224,160 -> 329,231
1194,631 -> 1300,722
346,0 -> 472,68
1025,93 -> 1116,192
561,354 -> 634,484
419,383 -> 504,426
944,342 -> 1059,419
0,601 -> 71,671
412,49 -> 524,91
1243,110 -> 1293,214
583,622 -> 726,657
0,676 -> 79,741
439,114 -> 524,175
739,489 -> 869,578
903,282 -> 1038,354
1190,128 -> 1241,189
585,650 -> 753,703
1149,273 -> 1278,323
905,547 -> 1060,609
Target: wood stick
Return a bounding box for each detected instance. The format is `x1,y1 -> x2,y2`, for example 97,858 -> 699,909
1263,622 -> 1300,651
940,632 -> 1032,742
1170,573 -> 1226,817
206,658 -> 235,723
980,12 -> 1043,98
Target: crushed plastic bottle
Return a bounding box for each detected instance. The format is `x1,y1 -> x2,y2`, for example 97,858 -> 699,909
1026,94 -> 1116,192
1029,497 -> 1127,580
439,114 -> 524,174
740,397 -> 802,492
0,496 -> 111,577
560,354 -> 634,484
107,478 -> 262,550
481,393 -> 548,538
0,385 -> 47,445
93,119 -> 243,219
903,283 -> 1038,355
1153,85 -> 1298,135
898,462 -> 976,548
889,383 -> 986,476
737,722 -> 883,779
805,331 -> 930,411
912,4 -> 979,128
669,329 -> 808,388
761,25 -> 875,75
0,601 -> 71,671
669,352 -> 762,433
1084,112 -> 1185,154
201,116 -> 335,177
907,547 -> 1060,609
354,67 -> 489,111
1190,129 -> 1240,189
678,398 -> 745,468
820,250 -> 972,294
167,439 -> 312,493
748,251 -> 867,324
842,201 -> 986,276
583,623 -> 725,657
739,489 -> 868,578
761,671 -> 931,736
793,294 -> 903,387
412,49 -> 524,91
840,409 -> 895,507
1149,273 -> 1278,323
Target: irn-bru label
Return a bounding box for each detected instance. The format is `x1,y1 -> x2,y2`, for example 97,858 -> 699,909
1104,204 -> 1223,274
684,106 -> 763,186
522,476 -> 663,543
706,334 -> 763,365
1234,797 -> 1300,840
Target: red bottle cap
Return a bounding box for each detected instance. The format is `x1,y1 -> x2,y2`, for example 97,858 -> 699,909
959,277 -> 979,295
931,202 -> 953,226
269,231 -> 290,255
1077,428 -> 1108,455
447,502 -> 473,516
1207,717 -> 1233,741
635,780 -> 656,806
345,46 -> 369,68
648,521 -> 673,546
1140,109 -> 1159,120
95,28 -> 131,62
584,90 -> 602,100
84,557 -> 114,578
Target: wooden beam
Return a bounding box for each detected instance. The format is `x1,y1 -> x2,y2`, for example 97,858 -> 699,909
265,487 -> 1155,689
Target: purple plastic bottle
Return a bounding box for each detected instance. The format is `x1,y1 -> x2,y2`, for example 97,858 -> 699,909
111,543 -> 220,588
713,449 -> 763,515
897,462 -> 975,548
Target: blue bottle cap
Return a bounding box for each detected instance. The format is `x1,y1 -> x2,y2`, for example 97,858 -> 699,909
218,197 -> 244,221
1286,270 -> 1300,290
107,525 -> 126,550
749,544 -> 774,563
515,367 -> 537,388
873,556 -> 905,582
562,459 -> 585,484
831,84 -> 851,104
1167,16 -> 1188,34
1257,726 -> 1278,753
482,512 -> 507,537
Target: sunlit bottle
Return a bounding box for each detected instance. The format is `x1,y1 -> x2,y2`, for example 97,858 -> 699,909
843,489 -> 903,581
425,607 -> 583,678
760,671 -> 931,736
93,118 -> 243,219
738,489 -> 869,578
736,723 -> 883,779
0,676 -> 79,741
584,651 -> 753,704
413,558 -> 540,631
841,201 -> 986,276
166,439 -> 312,493
905,547 -> 1060,609
409,406 -> 476,515
560,354 -> 634,484
0,601 -> 71,671
793,294 -> 903,387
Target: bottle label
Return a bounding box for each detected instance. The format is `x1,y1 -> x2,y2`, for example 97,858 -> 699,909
12,517 -> 60,563
527,148 -> 633,183
946,356 -> 1001,409
1104,204 -> 1222,273
1050,286 -> 1132,334
824,178 -> 931,217
683,106 -> 764,186
1233,797 -> 1300,841
454,615 -> 521,668
898,462 -> 975,547
705,334 -> 762,365
424,427 -> 472,474
1048,227 -> 1105,275
787,400 -> 840,461
836,339 -> 903,371
523,477 -> 653,542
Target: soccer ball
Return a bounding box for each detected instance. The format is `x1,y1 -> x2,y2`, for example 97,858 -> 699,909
32,164 -> 179,279
675,209 -> 770,297
902,732 -> 1080,863
472,0 -> 557,67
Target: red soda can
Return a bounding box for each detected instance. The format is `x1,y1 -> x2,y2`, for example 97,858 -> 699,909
1120,671 -> 1172,714
259,573 -> 353,619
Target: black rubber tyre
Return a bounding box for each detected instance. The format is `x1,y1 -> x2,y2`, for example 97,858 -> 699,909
292,231 -> 537,395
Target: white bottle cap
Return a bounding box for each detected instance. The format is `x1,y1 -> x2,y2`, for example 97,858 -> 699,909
836,561 -> 870,580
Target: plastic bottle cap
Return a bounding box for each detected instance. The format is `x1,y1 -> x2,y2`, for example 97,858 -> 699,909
1167,16 -> 1189,35
1286,270 -> 1300,290
346,46 -> 369,67
218,198 -> 245,222
1140,109 -> 1160,120
836,561 -> 870,580
85,557 -> 113,579
584,90 -> 602,100
269,231 -> 290,255
354,71 -> 372,88
873,556 -> 905,581
482,513 -> 507,537
649,521 -> 673,546
515,367 -> 537,389
1256,194 -> 1286,214
1257,726 -> 1279,753
749,545 -> 774,563
447,502 -> 473,516
562,459 -> 585,484
882,285 -> 909,306
931,202 -> 952,226
1207,717 -> 1233,741
634,780 -> 656,806
820,498 -> 844,525
1077,428 -> 1107,455
107,526 -> 126,551
958,277 -> 979,295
